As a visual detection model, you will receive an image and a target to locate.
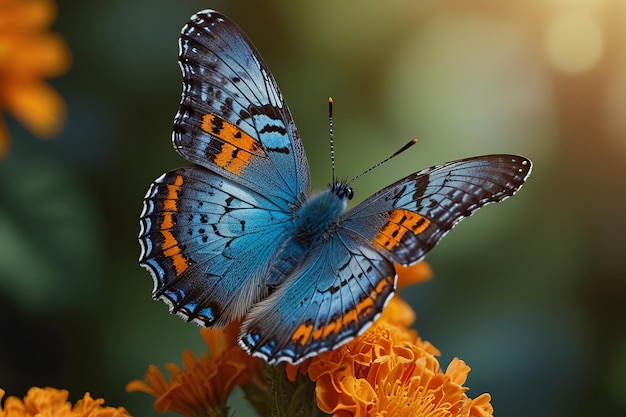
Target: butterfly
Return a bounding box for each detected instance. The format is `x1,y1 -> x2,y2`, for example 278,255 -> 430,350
138,9 -> 532,365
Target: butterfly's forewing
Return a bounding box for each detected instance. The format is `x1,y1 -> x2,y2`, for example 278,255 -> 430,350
342,155 -> 532,265
139,10 -> 312,327
139,166 -> 294,326
175,10 -> 310,204
239,230 -> 396,364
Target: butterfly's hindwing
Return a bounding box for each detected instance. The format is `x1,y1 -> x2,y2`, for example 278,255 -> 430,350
175,10 -> 310,204
139,166 -> 294,326
239,230 -> 396,364
343,155 -> 532,265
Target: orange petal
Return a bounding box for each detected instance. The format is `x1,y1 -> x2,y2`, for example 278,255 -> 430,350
22,387 -> 72,415
0,0 -> 57,30
3,79 -> 65,138
378,295 -> 416,327
126,365 -> 169,396
466,393 -> 494,417
396,261 -> 432,289
4,33 -> 71,77
445,358 -> 471,386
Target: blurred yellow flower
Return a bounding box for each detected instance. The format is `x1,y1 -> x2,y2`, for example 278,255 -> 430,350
0,387 -> 131,417
0,0 -> 71,156
127,322 -> 266,417
286,262 -> 494,417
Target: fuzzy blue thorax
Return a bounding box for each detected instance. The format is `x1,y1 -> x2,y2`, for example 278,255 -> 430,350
293,182 -> 353,243
264,183 -> 352,290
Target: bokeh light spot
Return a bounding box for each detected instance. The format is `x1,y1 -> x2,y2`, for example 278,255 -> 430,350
545,13 -> 604,74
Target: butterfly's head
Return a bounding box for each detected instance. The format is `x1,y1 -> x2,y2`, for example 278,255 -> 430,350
330,181 -> 354,201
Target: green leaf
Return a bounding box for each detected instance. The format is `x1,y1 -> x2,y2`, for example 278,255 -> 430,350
240,375 -> 271,417
268,364 -> 329,417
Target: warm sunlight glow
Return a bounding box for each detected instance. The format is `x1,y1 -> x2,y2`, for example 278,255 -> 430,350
545,13 -> 604,74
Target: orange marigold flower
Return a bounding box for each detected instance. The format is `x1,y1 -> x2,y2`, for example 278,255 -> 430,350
0,387 -> 131,417
0,0 -> 71,156
287,261 -> 493,417
127,322 -> 265,417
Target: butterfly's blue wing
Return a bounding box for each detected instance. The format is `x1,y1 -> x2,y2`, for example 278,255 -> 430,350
139,166 -> 294,326
140,10 -> 310,327
342,155 -> 532,265
174,10 -> 310,204
239,155 -> 531,363
239,229 -> 396,364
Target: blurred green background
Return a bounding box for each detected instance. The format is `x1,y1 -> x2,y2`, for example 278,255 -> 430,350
1,0 -> 625,415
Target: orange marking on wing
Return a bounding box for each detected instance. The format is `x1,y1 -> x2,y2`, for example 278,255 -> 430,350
159,175 -> 188,276
163,176 -> 182,211
290,278 -> 391,346
374,209 -> 431,251
201,114 -> 264,175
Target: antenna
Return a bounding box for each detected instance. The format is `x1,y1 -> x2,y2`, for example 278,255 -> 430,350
328,97 -> 336,184
347,138 -> 418,185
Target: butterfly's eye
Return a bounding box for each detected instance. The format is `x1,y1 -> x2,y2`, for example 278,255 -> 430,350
330,182 -> 353,200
